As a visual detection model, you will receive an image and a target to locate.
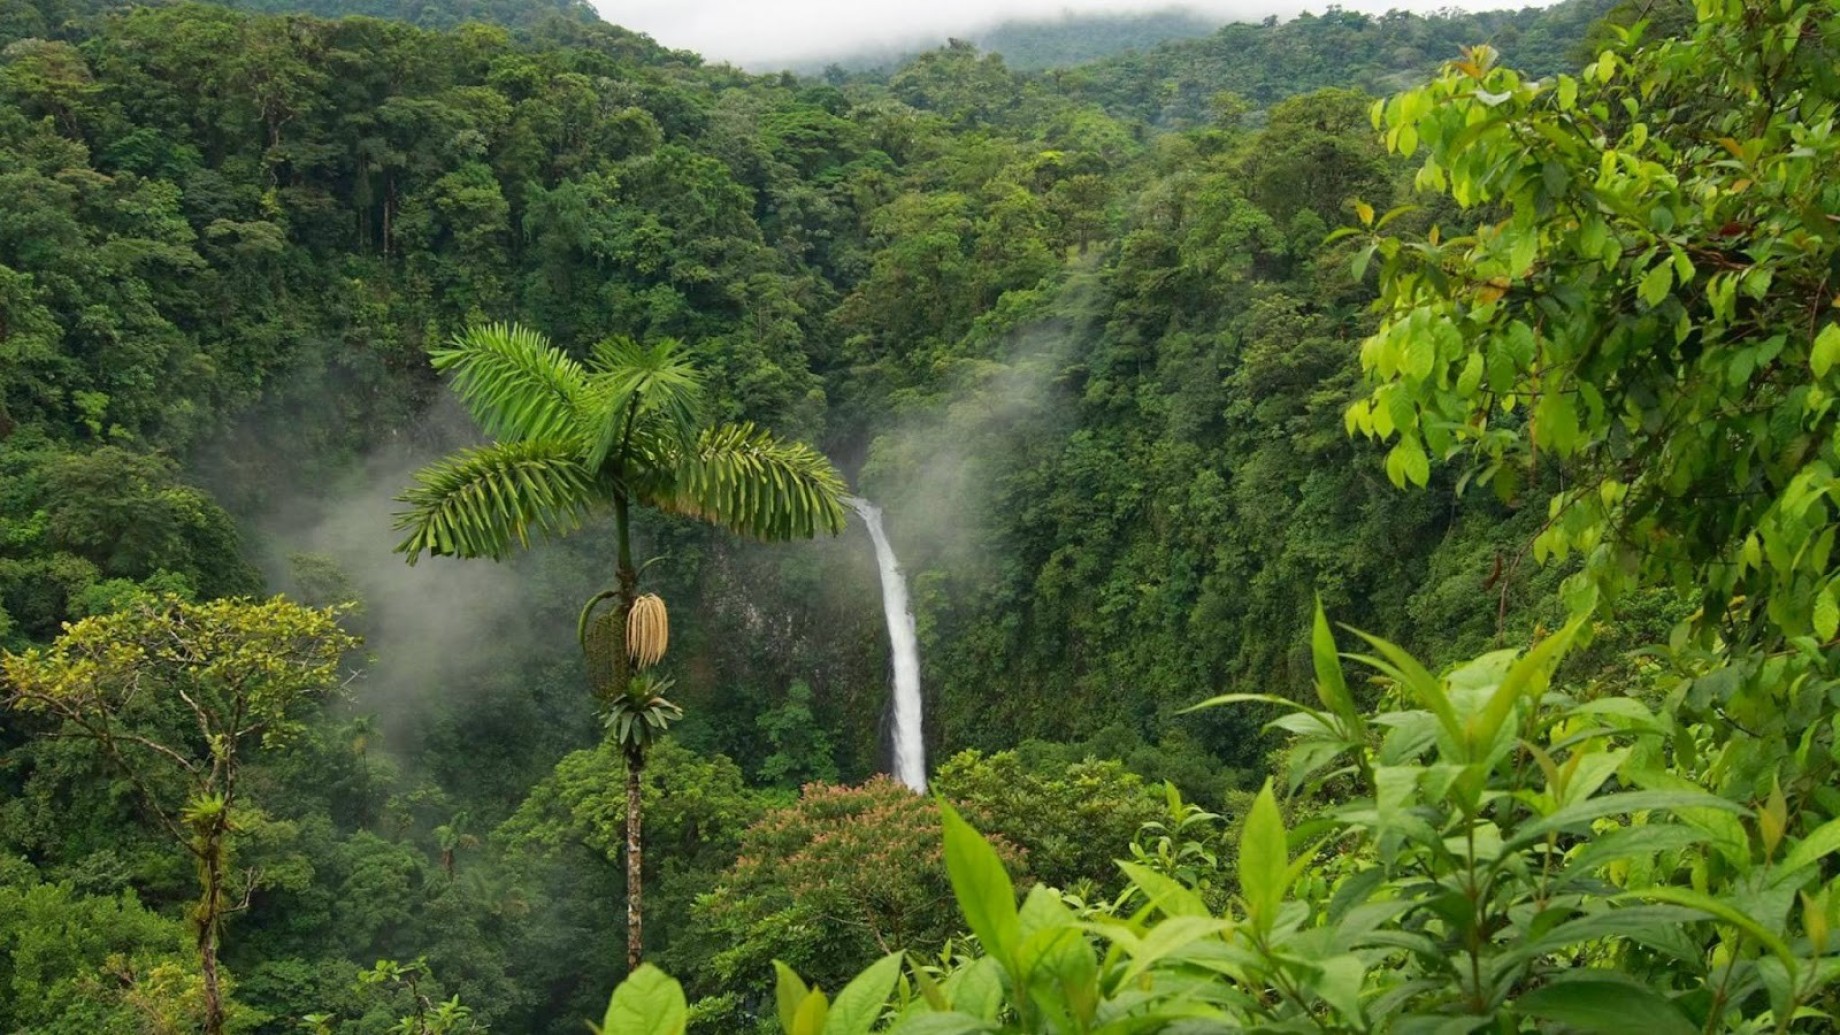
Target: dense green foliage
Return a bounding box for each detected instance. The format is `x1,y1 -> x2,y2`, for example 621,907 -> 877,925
1043,0 -> 1616,124
973,9 -> 1220,72
213,0 -> 597,31
611,0 -> 1840,1028
6,0 -> 1793,1027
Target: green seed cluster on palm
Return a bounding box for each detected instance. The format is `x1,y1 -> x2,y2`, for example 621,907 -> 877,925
392,322 -> 848,562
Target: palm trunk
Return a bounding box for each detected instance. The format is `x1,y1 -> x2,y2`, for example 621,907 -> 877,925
624,743 -> 645,972
614,490 -> 643,972
611,493 -> 636,703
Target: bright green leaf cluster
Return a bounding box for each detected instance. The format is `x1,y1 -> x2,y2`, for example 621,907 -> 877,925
1347,0 -> 1840,646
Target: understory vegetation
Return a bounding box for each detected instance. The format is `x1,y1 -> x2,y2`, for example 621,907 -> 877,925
4,0 -> 1838,1029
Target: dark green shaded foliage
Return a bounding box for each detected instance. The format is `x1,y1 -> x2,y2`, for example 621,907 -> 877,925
0,0 -> 1622,1027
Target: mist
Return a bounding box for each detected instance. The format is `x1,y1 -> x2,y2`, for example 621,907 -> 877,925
252,400 -> 577,749
591,0 -> 1567,68
855,273 -> 1103,620
862,338 -> 1071,576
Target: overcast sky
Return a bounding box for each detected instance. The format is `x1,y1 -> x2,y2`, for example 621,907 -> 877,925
588,0 -> 1549,68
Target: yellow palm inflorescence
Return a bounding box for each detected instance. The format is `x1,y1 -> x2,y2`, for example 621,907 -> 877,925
626,593 -> 668,670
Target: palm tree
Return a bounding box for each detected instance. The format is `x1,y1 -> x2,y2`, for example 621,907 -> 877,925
394,322 -> 848,968
433,810 -> 478,880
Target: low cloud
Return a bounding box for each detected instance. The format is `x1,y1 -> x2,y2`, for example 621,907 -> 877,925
591,0 -> 1558,68
254,399 -> 547,744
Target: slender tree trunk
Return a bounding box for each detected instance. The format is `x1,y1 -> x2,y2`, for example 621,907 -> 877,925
611,493 -> 637,703
613,489 -> 644,972
197,821 -> 228,1035
624,743 -> 645,972
201,927 -> 225,1035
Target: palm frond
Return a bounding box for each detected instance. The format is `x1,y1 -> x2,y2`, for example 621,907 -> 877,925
580,336 -> 705,471
660,423 -> 848,541
433,323 -> 592,446
393,440 -> 601,562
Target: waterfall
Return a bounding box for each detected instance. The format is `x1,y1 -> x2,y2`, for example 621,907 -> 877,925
845,496 -> 926,792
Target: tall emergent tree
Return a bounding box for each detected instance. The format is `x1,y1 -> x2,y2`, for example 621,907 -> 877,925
2,595 -> 359,1035
392,322 -> 849,969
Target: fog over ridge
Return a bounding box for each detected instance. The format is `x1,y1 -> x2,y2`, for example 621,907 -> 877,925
590,0 -> 1568,68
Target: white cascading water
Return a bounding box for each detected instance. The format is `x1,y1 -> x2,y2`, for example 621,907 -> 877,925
845,496 -> 926,792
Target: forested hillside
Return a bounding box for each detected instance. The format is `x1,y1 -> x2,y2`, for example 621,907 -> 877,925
1050,0 -> 1616,123
799,7 -> 1223,74
12,0 -> 1840,1030
214,0 -> 597,31
806,0 -> 1613,104
973,8 -> 1220,70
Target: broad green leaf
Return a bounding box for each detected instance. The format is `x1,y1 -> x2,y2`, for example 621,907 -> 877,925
1386,440 -> 1430,488
910,964 -> 948,1011
1456,350 -> 1485,395
824,953 -> 904,1035
1310,955 -> 1365,1026
1639,262 -> 1672,307
601,964 -> 688,1035
1311,598 -> 1361,732
1562,750 -> 1628,808
1814,586 -> 1839,640
1503,906 -> 1708,966
1403,334 -> 1435,380
939,801 -> 1021,966
1352,242 -> 1376,280
1018,883 -> 1075,944
1761,777 -> 1789,859
1813,323 -> 1840,378
943,958 -> 1004,1020
1117,861 -> 1211,918
793,988 -> 831,1035
1756,957 -> 1796,1023
1468,616 -> 1582,760
1534,388 -> 1579,455
1511,790 -> 1749,849
1779,816 -> 1840,877
1804,889 -> 1831,955
1116,915 -> 1236,985
1515,975 -> 1695,1034
1625,886 -> 1797,968
1565,824 -> 1708,876
886,1015 -> 999,1035
1238,780 -> 1287,932
1021,925 -> 1099,1025
776,961 -> 811,1034
1567,696 -> 1667,732
1592,49 -> 1617,82
1348,631 -> 1461,745
1509,232 -> 1539,277
1184,691 -> 1321,712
